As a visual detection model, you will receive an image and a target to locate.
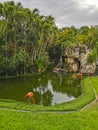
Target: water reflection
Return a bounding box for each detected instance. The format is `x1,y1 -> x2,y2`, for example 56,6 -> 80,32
33,81 -> 53,106
32,73 -> 81,106
0,73 -> 82,106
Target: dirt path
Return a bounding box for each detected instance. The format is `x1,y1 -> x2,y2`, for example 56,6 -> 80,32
83,101 -> 98,110
82,96 -> 98,111
0,107 -> 77,114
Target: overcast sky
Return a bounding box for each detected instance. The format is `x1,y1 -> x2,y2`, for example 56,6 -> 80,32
1,0 -> 98,28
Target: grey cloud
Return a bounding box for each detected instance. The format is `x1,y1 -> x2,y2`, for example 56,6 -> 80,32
1,0 -> 98,28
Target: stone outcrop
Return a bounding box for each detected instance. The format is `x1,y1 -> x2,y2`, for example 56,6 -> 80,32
56,45 -> 96,73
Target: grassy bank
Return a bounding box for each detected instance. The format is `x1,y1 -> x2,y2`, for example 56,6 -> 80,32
90,77 -> 98,94
85,76 -> 98,111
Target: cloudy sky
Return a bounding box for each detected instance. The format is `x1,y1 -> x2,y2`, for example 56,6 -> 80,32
1,0 -> 98,28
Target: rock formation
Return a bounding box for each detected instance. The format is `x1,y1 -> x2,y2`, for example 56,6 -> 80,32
55,45 -> 96,74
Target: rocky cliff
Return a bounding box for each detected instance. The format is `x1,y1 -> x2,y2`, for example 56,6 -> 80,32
56,45 -> 96,74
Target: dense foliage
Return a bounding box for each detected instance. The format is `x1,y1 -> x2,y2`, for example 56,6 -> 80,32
0,1 -> 98,76
0,1 -> 57,75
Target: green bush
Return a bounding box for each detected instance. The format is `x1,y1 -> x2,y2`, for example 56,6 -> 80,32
87,47 -> 97,63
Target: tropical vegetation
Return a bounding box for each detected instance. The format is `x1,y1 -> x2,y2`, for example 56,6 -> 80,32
0,1 -> 57,75
1,1 -> 98,76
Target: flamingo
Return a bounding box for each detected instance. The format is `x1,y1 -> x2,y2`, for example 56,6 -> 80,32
25,92 -> 35,104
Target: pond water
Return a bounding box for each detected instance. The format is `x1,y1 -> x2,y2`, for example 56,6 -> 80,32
0,72 -> 82,106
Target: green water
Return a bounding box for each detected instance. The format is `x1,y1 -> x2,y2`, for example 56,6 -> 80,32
0,72 -> 82,106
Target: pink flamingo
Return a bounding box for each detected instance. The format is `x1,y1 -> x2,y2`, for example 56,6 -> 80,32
25,92 -> 35,104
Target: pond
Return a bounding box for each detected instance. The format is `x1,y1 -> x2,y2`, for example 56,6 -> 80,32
0,72 -> 82,106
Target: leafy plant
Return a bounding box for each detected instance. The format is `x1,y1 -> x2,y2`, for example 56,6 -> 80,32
34,52 -> 50,71
87,47 -> 97,63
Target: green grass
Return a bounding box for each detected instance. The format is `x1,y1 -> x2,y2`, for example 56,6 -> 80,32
0,76 -> 98,130
84,76 -> 98,111
90,77 -> 98,94
0,110 -> 98,130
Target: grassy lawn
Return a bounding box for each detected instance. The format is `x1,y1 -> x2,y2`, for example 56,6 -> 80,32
0,76 -> 98,130
84,76 -> 98,111
90,76 -> 98,94
0,110 -> 98,130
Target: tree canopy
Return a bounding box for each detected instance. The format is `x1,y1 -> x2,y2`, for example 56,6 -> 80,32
0,1 -> 98,76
